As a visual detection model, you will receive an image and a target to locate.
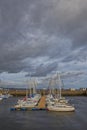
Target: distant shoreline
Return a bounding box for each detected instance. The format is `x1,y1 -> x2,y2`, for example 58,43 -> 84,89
0,88 -> 87,96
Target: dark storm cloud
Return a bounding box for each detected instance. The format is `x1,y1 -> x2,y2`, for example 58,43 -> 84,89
62,46 -> 87,63
26,62 -> 58,77
0,0 -> 87,76
61,71 -> 85,79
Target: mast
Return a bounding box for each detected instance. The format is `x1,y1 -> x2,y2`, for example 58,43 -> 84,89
33,78 -> 37,94
29,73 -> 32,98
57,73 -> 62,99
29,81 -> 31,98
49,78 -> 52,96
26,79 -> 28,100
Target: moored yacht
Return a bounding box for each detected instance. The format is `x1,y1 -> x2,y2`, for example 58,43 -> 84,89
13,78 -> 41,110
47,73 -> 75,112
47,102 -> 75,112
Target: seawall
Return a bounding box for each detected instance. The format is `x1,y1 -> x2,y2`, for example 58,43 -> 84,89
0,88 -> 87,96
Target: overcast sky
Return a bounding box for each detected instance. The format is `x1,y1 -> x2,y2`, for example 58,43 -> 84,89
0,0 -> 87,88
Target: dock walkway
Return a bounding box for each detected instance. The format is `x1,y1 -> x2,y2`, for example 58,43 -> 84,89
37,96 -> 46,109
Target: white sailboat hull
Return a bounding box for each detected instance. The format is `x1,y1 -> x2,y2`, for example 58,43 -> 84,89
47,105 -> 75,112
0,97 -> 3,101
14,102 -> 36,109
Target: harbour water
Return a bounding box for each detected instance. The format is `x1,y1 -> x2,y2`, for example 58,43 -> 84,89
0,96 -> 87,130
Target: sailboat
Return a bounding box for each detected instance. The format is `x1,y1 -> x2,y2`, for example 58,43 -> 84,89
46,78 -> 56,106
14,78 -> 41,110
47,73 -> 75,112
